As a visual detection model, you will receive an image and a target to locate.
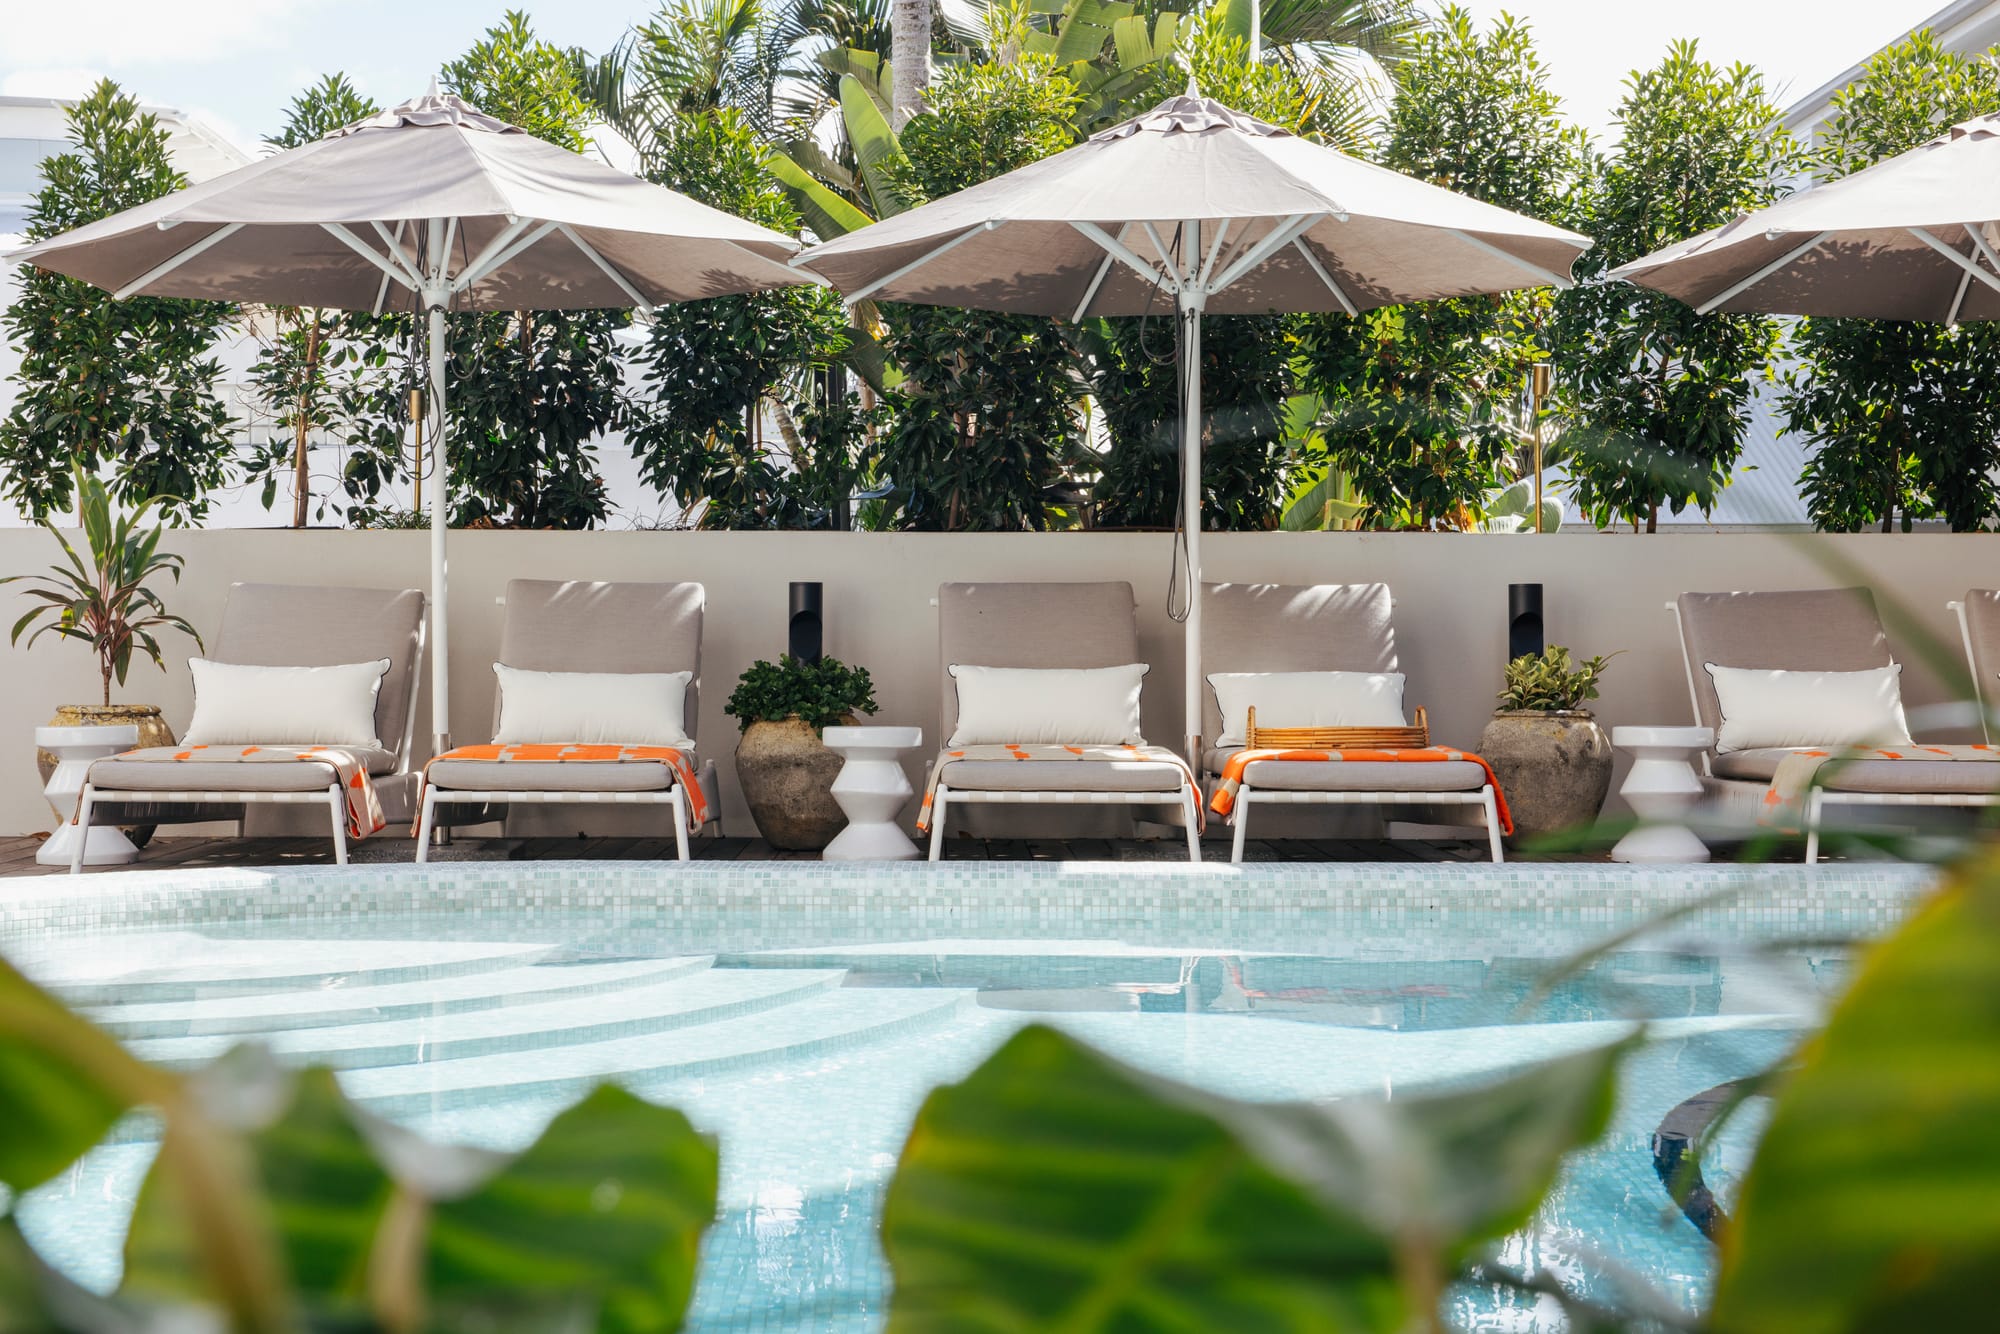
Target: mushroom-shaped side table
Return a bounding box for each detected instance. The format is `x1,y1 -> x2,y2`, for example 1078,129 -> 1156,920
1609,725 -> 1713,864
36,724 -> 141,867
821,726 -> 923,861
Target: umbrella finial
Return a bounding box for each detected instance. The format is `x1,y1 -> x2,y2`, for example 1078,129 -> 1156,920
1184,73 -> 1200,99
426,75 -> 440,99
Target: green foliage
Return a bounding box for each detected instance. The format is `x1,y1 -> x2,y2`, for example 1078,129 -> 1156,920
1782,32 -> 2000,533
0,80 -> 235,525
884,1024 -> 1628,1330
1,470 -> 201,706
1299,9 -> 1581,531
1710,848 -> 2000,1333
0,952 -> 718,1333
1554,42 -> 1798,531
725,653 -> 880,730
1497,645 -> 1611,712
443,9 -> 596,149
1089,312 -> 1295,529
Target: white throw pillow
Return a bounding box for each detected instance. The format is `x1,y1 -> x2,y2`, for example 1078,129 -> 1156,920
1704,663 -> 1913,753
1207,670 -> 1407,747
492,665 -> 694,748
183,658 -> 390,750
948,664 -> 1147,747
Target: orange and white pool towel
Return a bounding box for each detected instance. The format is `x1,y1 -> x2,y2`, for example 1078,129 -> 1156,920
917,743 -> 1204,834
103,745 -> 385,840
1209,746 -> 1515,835
416,743 -> 709,836
1761,744 -> 2000,830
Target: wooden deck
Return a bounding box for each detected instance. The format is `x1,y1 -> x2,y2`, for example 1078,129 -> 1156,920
0,830 -> 1595,877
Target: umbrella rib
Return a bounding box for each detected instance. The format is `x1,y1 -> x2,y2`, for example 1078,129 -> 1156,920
844,221 -> 1002,303
1141,222 -> 1177,277
1070,221 -> 1178,294
1909,227 -> 2000,300
557,223 -> 655,314
452,217 -> 537,292
322,223 -> 421,293
112,222 -> 244,301
1445,228 -> 1574,292
1692,230 -> 1831,314
1948,266 -> 1974,325
1071,246 -> 1118,322
370,220 -> 424,283
1963,223 -> 2000,280
1291,238 -> 1358,316
372,220 -> 408,317
1206,213 -> 1316,295
457,220 -> 559,293
1196,220 -> 1232,291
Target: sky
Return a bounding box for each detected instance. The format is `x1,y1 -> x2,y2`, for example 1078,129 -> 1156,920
0,0 -> 1954,152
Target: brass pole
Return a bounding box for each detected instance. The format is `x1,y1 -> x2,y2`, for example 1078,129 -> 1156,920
409,387 -> 425,511
1529,363 -> 1552,534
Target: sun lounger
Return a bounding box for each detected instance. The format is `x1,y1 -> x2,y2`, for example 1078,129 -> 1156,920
922,581 -> 1202,862
413,580 -> 718,861
72,582 -> 427,871
1674,588 -> 2000,862
1200,582 -> 1505,862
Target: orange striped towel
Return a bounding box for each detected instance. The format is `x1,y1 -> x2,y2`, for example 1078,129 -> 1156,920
918,743 -> 1203,834
105,745 -> 385,840
1761,743 -> 1999,830
1210,747 -> 1513,835
416,743 -> 709,835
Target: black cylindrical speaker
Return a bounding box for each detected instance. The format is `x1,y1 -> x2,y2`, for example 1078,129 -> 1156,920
1508,583 -> 1544,663
789,582 -> 824,663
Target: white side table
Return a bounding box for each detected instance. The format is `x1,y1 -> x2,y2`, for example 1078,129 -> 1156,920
36,724 -> 141,867
822,726 -> 923,861
1610,725 -> 1713,864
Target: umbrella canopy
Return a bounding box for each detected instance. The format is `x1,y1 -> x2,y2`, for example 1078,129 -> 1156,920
796,94 -> 1591,759
12,88 -> 814,756
1611,113 -> 2000,322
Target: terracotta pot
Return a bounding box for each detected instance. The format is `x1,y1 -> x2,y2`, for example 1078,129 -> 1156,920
37,703 -> 175,849
1476,709 -> 1613,844
734,716 -> 852,851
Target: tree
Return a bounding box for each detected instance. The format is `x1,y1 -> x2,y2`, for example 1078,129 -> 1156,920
1298,8 -> 1585,529
889,0 -> 930,129
0,80 -> 235,525
438,12 -> 629,528
1554,42 -> 1798,532
1781,31 -> 2000,532
239,74 -> 388,528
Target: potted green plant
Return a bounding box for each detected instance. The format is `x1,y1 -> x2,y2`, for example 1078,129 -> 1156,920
1477,646 -> 1616,843
725,654 -> 879,850
5,471 -> 202,822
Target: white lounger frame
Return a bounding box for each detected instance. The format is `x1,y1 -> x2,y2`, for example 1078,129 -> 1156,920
925,782 -> 1203,862
1670,600 -> 2000,864
1221,786 -> 1506,864
412,759 -> 720,864
69,603 -> 430,875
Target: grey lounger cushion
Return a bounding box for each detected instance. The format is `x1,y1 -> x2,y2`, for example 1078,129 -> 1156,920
1675,589 -> 1892,740
1204,746 -> 1487,793
934,758 -> 1183,793
86,748 -> 399,792
1199,583 -> 1396,742
424,756 -> 685,793
1712,748 -> 2000,794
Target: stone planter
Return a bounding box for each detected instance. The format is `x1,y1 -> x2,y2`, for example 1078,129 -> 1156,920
1477,709 -> 1613,844
734,716 -> 852,851
36,703 -> 175,848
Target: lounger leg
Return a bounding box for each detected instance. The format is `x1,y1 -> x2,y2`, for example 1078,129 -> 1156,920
927,788 -> 949,862
671,787 -> 691,862
1483,787 -> 1505,864
1183,790 -> 1202,863
1805,790 -> 1823,865
69,784 -> 96,876
327,784 -> 349,865
1231,791 -> 1251,864
415,789 -> 438,863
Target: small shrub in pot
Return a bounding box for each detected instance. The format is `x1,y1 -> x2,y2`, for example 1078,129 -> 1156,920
726,655 -> 879,850
1479,647 -> 1618,844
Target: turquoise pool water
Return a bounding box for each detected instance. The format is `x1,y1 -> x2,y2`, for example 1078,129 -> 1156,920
0,861 -> 1929,1330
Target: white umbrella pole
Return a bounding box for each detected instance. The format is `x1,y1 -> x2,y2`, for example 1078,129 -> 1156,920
1180,289 -> 1204,765
425,221 -> 451,758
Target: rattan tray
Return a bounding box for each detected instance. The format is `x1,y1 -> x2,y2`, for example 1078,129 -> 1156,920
1244,704 -> 1430,750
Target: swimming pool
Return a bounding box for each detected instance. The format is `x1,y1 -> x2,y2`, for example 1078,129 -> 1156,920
1,859 -> 1935,1330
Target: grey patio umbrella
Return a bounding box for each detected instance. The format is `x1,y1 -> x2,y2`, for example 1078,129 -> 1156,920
795,93 -> 1591,758
1611,113 -> 2000,321
10,87 -> 813,753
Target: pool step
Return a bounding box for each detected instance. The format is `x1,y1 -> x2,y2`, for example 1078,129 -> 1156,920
22,935 -> 562,1006
343,986 -> 973,1117
127,967 -> 847,1072
89,955 -> 716,1039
